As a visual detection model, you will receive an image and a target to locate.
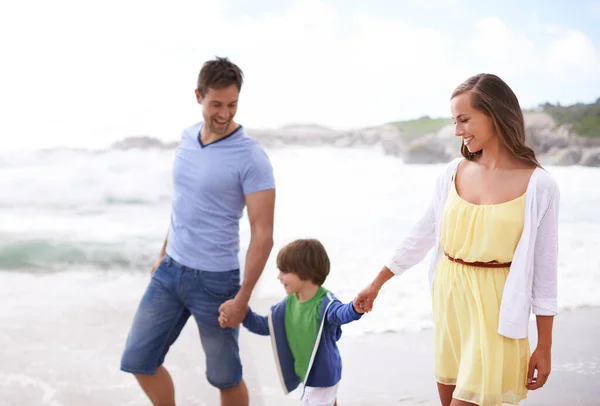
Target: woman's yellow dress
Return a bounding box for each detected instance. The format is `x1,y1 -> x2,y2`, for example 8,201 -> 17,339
433,178 -> 530,406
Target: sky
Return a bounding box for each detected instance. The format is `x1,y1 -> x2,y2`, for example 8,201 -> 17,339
1,0 -> 599,150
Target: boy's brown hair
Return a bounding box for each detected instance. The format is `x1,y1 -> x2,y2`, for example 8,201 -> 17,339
196,56 -> 244,97
276,239 -> 330,286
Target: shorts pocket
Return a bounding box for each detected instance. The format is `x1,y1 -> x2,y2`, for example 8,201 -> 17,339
201,270 -> 241,299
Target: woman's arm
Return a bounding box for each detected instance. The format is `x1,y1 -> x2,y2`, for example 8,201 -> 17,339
527,315 -> 554,390
355,160 -> 459,312
528,179 -> 560,390
355,192 -> 437,312
385,196 -> 437,276
531,183 -> 560,316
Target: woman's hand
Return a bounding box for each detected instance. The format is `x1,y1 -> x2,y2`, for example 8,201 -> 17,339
354,284 -> 380,313
527,346 -> 551,390
354,266 -> 395,313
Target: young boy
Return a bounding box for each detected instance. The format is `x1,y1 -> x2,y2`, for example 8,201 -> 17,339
218,238 -> 364,406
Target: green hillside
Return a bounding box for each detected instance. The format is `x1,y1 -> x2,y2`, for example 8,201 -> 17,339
389,98 -> 600,138
541,98 -> 600,138
388,116 -> 452,139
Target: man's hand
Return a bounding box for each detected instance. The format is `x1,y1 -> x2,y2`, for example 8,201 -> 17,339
218,297 -> 249,328
150,256 -> 164,275
354,284 -> 380,313
151,231 -> 168,275
527,346 -> 551,390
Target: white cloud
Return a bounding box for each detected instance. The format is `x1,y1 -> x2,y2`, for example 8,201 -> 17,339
0,0 -> 461,149
591,1 -> 600,18
467,17 -> 538,76
544,30 -> 600,79
462,16 -> 599,87
0,1 -> 597,150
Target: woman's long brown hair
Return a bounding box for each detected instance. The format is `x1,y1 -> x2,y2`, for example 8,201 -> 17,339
452,73 -> 541,168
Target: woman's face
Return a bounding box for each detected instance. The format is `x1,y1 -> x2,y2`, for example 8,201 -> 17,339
451,91 -> 496,154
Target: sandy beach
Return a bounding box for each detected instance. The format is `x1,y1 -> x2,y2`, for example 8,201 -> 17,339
1,273 -> 598,406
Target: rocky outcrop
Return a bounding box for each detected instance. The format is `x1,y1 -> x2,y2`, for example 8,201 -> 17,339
109,114 -> 600,166
249,124 -> 404,150
110,136 -> 178,150
580,148 -> 600,167
539,147 -> 583,166
401,134 -> 453,164
527,114 -> 600,167
426,113 -> 600,166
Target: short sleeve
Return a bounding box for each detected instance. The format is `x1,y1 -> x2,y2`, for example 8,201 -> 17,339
241,144 -> 275,195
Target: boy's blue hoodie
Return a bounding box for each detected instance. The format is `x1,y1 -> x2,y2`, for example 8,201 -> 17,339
242,290 -> 362,394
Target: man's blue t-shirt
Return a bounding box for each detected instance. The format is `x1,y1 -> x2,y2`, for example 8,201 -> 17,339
165,122 -> 275,272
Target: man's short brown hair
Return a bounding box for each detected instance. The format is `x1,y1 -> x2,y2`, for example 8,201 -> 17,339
197,56 -> 244,97
276,239 -> 330,286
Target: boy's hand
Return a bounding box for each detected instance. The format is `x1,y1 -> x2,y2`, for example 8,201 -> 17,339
218,312 -> 228,328
218,297 -> 248,328
352,297 -> 366,314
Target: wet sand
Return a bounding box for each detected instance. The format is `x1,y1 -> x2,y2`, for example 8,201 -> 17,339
1,274 -> 598,406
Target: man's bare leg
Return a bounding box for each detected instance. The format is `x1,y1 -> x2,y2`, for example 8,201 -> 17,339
134,366 -> 176,406
220,379 -> 249,406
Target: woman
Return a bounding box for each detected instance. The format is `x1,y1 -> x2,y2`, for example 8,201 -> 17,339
355,73 -> 559,406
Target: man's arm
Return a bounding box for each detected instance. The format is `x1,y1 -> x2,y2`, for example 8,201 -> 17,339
238,189 -> 275,302
219,189 -> 275,327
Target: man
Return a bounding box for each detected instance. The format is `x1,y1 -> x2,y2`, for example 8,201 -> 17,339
120,57 -> 275,406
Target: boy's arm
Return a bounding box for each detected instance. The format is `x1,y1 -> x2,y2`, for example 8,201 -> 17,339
325,300 -> 364,326
241,307 -> 271,336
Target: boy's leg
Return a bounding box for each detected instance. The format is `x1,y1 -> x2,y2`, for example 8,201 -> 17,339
302,385 -> 339,406
120,258 -> 190,405
186,269 -> 246,406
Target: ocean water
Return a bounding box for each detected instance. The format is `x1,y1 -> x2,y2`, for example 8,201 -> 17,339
1,145 -> 600,339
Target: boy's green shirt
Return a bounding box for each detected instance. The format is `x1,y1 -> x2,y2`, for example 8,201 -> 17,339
284,286 -> 328,381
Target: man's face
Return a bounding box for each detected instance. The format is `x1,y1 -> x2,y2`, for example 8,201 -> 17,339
195,85 -> 239,135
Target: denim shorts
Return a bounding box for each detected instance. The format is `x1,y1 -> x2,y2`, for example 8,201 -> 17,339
120,255 -> 242,389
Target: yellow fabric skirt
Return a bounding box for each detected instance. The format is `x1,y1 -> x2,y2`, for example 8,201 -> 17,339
433,174 -> 530,405
433,260 -> 529,405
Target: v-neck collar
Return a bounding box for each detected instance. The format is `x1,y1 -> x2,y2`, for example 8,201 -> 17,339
198,124 -> 242,148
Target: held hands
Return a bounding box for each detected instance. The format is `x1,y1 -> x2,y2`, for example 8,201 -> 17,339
353,284 -> 380,313
527,346 -> 551,390
218,296 -> 248,329
218,311 -> 228,328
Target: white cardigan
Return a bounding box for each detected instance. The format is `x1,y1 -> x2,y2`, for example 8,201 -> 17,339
386,158 -> 560,339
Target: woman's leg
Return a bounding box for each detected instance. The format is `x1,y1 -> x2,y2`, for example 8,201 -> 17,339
438,383 -> 478,406
437,382 -> 455,406
449,399 -> 477,406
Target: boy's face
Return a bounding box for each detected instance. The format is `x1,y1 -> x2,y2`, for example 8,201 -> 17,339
278,270 -> 305,295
